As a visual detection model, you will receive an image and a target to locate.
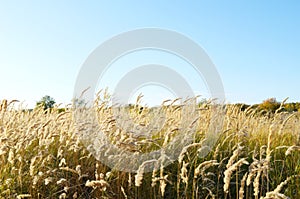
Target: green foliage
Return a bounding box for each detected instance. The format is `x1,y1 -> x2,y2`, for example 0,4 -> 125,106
284,102 -> 298,112
240,100 -> 300,114
36,95 -> 56,110
57,108 -> 66,113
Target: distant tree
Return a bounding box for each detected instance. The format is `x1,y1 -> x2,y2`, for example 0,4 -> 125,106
36,95 -> 56,110
235,103 -> 250,111
73,98 -> 85,107
284,103 -> 298,112
295,102 -> 300,112
258,98 -> 280,113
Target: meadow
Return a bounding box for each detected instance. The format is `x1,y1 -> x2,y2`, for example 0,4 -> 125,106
0,95 -> 299,199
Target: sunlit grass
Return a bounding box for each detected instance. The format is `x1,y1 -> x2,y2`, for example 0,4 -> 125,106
0,96 -> 299,198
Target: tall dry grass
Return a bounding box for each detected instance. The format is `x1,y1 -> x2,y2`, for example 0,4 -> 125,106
0,96 -> 299,198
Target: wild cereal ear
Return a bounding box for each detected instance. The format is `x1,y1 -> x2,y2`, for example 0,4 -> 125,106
0,99 -> 8,111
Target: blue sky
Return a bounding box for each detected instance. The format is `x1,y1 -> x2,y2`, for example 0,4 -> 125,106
0,1 -> 299,107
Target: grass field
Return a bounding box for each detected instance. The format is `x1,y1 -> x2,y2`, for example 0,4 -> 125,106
0,97 -> 299,199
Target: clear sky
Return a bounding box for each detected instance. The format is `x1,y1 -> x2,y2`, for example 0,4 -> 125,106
0,1 -> 299,107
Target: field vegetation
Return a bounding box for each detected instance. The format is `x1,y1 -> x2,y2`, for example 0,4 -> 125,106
0,94 -> 299,199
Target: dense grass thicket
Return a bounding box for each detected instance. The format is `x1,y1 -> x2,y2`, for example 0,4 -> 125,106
0,97 -> 299,199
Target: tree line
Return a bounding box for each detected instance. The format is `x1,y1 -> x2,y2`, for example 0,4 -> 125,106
236,98 -> 300,113
35,95 -> 300,114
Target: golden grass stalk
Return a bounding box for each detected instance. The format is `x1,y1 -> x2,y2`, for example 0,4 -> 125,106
194,160 -> 218,179
285,145 -> 300,156
180,161 -> 189,185
135,159 -> 157,187
262,175 -> 300,199
17,194 -> 31,199
239,172 -> 248,199
226,145 -> 244,169
224,158 -> 249,194
85,180 -> 109,190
